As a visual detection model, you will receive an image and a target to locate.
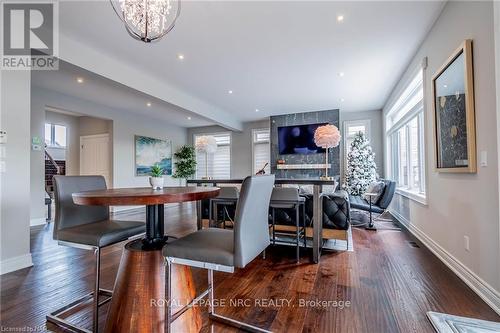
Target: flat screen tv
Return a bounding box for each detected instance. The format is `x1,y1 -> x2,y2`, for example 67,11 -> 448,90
277,123 -> 327,155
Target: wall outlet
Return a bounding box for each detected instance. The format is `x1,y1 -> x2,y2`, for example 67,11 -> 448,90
464,236 -> 470,252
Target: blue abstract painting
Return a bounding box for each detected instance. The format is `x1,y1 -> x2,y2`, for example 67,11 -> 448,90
135,135 -> 172,176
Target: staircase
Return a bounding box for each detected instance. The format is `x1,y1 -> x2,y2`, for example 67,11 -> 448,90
45,150 -> 65,221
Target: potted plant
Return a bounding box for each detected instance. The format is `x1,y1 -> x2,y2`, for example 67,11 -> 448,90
149,164 -> 164,190
172,145 -> 197,181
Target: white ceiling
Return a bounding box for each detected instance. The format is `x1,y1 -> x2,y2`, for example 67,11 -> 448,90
55,0 -> 445,125
32,61 -> 215,127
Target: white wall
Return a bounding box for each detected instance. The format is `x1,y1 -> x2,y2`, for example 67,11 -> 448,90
494,0 -> 500,303
340,110 -> 384,178
383,1 -> 500,312
79,116 -> 112,137
45,110 -> 81,175
31,86 -> 188,219
1,70 -> 33,274
187,120 -> 270,178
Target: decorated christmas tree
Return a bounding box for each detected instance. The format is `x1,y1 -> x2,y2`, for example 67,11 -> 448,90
344,132 -> 378,195
172,145 -> 197,179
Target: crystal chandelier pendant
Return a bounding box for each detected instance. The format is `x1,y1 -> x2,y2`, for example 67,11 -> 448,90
110,0 -> 181,42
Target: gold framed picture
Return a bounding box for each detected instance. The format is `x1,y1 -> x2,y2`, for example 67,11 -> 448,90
432,39 -> 476,173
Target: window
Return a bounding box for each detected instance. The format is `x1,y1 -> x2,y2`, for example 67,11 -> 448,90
343,120 -> 371,174
385,68 -> 426,202
344,119 -> 371,158
194,133 -> 231,179
252,128 -> 270,174
45,123 -> 67,148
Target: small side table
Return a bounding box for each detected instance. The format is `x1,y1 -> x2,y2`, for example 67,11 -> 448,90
364,192 -> 378,231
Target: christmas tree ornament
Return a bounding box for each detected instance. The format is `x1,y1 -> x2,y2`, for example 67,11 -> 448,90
344,132 -> 378,195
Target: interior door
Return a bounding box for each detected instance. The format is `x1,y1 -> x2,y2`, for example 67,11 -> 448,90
80,134 -> 111,187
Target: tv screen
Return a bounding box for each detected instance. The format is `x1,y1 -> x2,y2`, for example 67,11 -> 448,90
278,123 -> 327,155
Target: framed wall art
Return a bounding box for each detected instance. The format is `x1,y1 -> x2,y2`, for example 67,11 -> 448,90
135,135 -> 172,176
432,39 -> 476,173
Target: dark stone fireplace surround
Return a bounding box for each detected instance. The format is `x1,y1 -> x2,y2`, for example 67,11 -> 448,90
270,109 -> 340,179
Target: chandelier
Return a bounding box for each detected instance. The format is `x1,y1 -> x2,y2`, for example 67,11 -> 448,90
110,0 -> 181,42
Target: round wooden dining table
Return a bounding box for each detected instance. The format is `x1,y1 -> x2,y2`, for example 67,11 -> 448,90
72,186 -> 220,333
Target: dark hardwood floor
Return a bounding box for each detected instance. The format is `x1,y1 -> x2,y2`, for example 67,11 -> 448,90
1,203 -> 498,332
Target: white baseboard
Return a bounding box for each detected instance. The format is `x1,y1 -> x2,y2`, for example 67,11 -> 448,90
110,205 -> 144,213
30,217 -> 46,226
0,254 -> 33,275
111,203 -> 182,214
389,209 -> 500,315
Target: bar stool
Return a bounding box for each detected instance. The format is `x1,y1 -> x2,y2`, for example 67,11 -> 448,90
270,187 -> 306,263
48,176 -> 145,333
209,186 -> 239,228
163,175 -> 275,333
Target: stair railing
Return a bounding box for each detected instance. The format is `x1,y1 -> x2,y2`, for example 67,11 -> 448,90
45,149 -> 62,175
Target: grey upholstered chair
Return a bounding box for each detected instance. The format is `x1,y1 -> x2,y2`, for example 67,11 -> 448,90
209,186 -> 239,228
163,175 -> 275,333
48,175 -> 145,333
270,187 -> 306,263
349,179 -> 397,229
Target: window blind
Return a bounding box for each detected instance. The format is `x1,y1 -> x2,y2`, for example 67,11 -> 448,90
195,133 -> 231,179
252,129 -> 270,174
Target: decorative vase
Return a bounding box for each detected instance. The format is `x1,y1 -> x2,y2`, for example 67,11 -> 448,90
149,177 -> 164,190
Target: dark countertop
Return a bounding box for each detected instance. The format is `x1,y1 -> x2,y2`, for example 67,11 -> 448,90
186,178 -> 336,185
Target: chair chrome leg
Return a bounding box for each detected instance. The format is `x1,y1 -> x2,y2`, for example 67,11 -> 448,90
46,244 -> 111,333
208,269 -> 214,315
164,258 -> 172,333
207,267 -> 271,333
209,199 -> 213,227
93,248 -> 100,333
302,203 -> 307,248
214,203 -> 219,228
295,205 -> 300,263
222,204 -> 226,229
272,208 -> 276,245
346,227 -> 350,251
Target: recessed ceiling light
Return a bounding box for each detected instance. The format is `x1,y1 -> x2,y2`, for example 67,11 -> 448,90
177,54 -> 185,60
338,72 -> 345,77
187,116 -> 192,120
443,84 -> 448,88
228,90 -> 233,94
337,15 -> 344,22
255,109 -> 260,112
340,98 -> 345,102
146,102 -> 152,107
76,77 -> 84,83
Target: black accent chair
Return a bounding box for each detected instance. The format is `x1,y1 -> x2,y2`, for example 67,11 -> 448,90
275,190 -> 351,250
349,179 -> 396,214
209,186 -> 239,228
269,187 -> 306,263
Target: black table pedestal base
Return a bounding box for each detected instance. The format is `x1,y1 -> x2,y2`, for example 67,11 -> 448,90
142,204 -> 169,250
